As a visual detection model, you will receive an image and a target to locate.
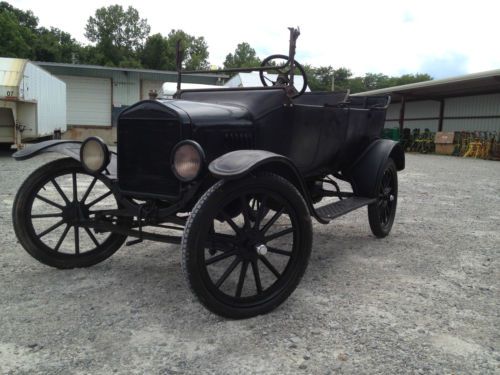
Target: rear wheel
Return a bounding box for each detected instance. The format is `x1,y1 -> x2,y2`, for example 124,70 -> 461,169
12,158 -> 128,269
182,173 -> 312,319
368,158 -> 398,238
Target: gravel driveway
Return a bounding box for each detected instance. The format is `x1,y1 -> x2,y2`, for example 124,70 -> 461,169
0,150 -> 498,374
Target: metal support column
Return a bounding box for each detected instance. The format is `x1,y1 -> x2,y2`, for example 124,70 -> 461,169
399,95 -> 406,133
438,99 -> 445,132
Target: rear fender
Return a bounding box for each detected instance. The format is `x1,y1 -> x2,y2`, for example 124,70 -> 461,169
345,139 -> 405,198
208,150 -> 323,221
12,140 -> 117,175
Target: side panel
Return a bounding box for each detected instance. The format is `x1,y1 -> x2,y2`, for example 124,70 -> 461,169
21,62 -> 67,137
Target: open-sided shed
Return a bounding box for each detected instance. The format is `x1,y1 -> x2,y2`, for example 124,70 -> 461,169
353,69 -> 500,133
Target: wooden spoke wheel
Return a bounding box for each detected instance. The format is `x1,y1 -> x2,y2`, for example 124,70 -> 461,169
12,158 -> 128,269
368,158 -> 398,238
182,173 -> 312,319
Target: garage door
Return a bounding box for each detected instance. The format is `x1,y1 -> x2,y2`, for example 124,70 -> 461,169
59,76 -> 111,126
141,80 -> 164,100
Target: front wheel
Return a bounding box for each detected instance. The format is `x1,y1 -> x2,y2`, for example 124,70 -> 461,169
12,158 -> 128,269
368,158 -> 398,238
182,173 -> 313,319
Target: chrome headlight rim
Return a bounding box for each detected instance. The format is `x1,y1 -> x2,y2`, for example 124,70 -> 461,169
170,140 -> 205,182
80,136 -> 110,174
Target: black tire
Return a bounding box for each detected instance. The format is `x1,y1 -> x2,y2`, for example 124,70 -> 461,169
368,158 -> 398,238
12,158 -> 128,269
182,173 -> 313,319
259,54 -> 308,97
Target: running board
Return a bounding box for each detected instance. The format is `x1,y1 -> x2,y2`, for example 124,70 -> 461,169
315,197 -> 376,221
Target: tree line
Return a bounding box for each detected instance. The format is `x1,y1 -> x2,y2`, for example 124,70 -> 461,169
0,2 -> 432,92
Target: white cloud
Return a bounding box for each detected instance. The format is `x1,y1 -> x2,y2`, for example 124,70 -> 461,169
12,0 -> 500,77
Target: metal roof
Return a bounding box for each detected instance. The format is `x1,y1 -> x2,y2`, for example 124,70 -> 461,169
35,61 -> 227,79
353,69 -> 500,101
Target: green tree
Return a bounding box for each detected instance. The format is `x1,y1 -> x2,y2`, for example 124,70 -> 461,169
223,42 -> 261,69
0,10 -> 34,58
34,27 -> 82,63
0,3 -> 37,58
395,73 -> 432,85
0,1 -> 38,30
85,5 -> 150,66
165,29 -> 209,70
141,33 -> 169,70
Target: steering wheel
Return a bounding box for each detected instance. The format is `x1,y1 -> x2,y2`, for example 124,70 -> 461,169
259,54 -> 308,98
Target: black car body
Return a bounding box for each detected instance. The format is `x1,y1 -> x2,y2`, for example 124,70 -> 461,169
12,29 -> 404,318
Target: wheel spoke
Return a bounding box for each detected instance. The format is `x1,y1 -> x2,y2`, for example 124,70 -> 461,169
74,225 -> 80,255
37,219 -> 64,238
259,255 -> 281,278
263,75 -> 275,85
251,259 -> 263,294
51,179 -> 70,205
215,257 -> 241,288
267,246 -> 292,256
54,224 -> 71,252
86,191 -> 112,208
72,172 -> 77,201
261,207 -> 285,234
84,227 -> 100,247
80,177 -> 97,204
35,194 -> 64,210
31,212 -> 62,219
265,227 -> 294,242
205,249 -> 238,265
221,212 -> 243,236
207,232 -> 239,248
235,261 -> 249,298
254,196 -> 268,230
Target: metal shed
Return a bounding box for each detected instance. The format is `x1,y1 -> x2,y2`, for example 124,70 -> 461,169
35,62 -> 225,143
0,58 -> 66,146
353,69 -> 500,133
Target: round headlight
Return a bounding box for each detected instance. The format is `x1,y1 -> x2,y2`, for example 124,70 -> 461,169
80,137 -> 110,174
171,141 -> 204,181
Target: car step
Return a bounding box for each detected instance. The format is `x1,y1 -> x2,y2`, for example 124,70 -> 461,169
315,196 -> 376,221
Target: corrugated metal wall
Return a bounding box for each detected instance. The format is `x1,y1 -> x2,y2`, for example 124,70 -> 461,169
22,63 -> 66,136
443,93 -> 500,132
383,93 -> 500,132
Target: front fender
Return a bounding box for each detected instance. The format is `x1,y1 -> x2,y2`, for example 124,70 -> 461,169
13,140 -> 117,175
208,149 -> 324,222
345,139 -> 405,198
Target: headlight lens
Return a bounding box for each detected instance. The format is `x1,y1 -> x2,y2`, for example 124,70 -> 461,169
80,137 -> 110,174
172,141 -> 204,181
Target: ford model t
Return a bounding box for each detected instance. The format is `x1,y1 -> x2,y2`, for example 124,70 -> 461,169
12,28 -> 404,318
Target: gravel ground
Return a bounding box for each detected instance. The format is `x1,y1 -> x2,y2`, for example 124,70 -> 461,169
0,150 -> 499,374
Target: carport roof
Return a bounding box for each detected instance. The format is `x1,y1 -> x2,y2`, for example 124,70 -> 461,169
352,69 -> 500,102
35,61 -> 228,79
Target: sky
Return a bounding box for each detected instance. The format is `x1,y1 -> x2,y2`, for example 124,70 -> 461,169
11,0 -> 500,79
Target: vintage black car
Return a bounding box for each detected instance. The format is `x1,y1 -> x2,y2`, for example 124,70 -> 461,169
12,29 -> 404,319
